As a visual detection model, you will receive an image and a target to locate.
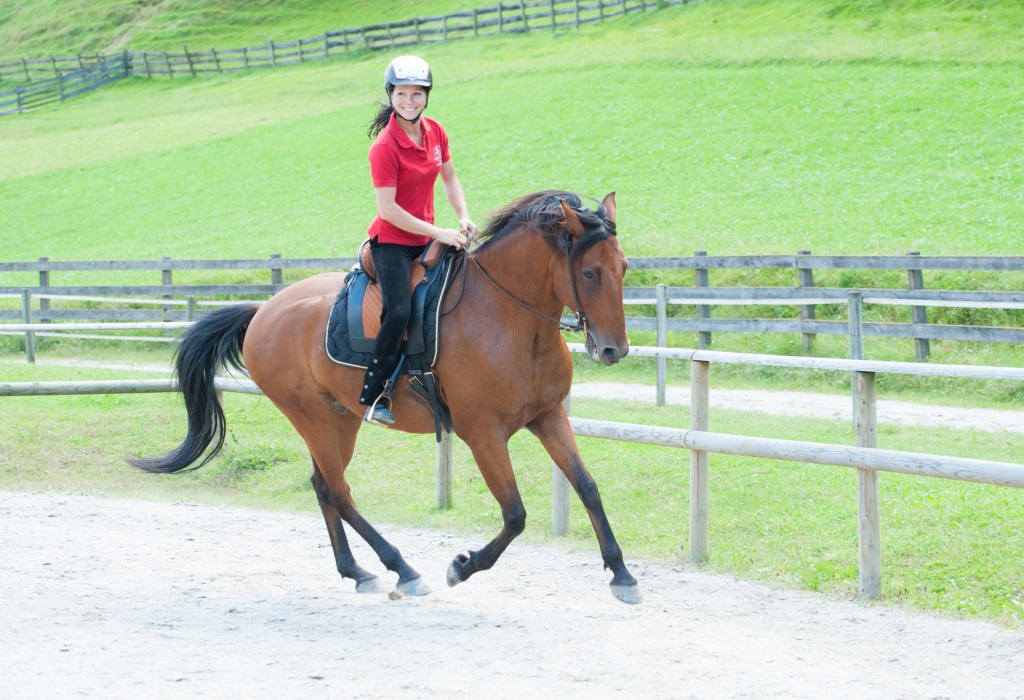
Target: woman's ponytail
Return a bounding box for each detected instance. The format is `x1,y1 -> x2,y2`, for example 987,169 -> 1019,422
368,101 -> 394,139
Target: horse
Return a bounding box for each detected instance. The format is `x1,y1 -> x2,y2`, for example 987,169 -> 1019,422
131,190 -> 640,604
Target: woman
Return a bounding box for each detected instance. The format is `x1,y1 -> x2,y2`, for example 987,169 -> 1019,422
361,55 -> 477,427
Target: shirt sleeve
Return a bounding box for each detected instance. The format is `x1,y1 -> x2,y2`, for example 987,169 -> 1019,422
368,142 -> 400,188
437,123 -> 451,164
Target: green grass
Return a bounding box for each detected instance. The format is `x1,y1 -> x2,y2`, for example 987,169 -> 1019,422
1,357 -> 1022,624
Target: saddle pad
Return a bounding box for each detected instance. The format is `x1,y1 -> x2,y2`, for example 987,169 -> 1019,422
324,248 -> 458,370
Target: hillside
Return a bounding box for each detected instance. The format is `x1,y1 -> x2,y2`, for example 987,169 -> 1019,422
0,0 -> 480,56
1,0 -> 1022,264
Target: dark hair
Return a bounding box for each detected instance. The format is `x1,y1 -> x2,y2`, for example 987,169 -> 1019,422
368,100 -> 394,139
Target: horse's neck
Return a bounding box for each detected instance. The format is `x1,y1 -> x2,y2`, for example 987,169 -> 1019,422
471,233 -> 562,320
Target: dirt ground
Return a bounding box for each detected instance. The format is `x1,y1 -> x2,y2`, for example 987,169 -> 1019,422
2,490 -> 1023,700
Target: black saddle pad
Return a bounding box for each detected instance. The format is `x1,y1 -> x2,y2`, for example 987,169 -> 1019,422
324,248 -> 460,370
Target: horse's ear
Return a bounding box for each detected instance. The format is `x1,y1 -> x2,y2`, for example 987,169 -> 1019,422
601,191 -> 616,224
559,199 -> 586,237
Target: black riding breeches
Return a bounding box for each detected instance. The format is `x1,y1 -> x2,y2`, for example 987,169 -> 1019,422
358,239 -> 427,407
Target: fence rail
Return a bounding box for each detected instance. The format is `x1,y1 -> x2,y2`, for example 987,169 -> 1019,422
4,251 -> 1024,357
0,0 -> 683,114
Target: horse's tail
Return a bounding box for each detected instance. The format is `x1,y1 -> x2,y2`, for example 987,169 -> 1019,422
129,304 -> 259,474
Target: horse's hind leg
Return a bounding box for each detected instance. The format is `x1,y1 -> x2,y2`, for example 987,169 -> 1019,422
310,462 -> 387,593
528,407 -> 641,604
303,409 -> 430,596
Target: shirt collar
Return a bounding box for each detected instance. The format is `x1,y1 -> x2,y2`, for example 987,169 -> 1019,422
387,112 -> 430,150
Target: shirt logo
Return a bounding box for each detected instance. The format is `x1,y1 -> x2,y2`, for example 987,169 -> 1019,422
433,145 -> 442,167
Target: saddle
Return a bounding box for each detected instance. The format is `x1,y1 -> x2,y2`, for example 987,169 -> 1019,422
325,239 -> 461,439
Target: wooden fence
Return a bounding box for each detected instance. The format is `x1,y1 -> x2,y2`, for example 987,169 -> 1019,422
0,0 -> 685,114
0,55 -> 128,116
3,251 -> 1024,359
2,341 -> 1023,600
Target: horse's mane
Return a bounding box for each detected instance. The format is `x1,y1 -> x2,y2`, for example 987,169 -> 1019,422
474,190 -> 616,256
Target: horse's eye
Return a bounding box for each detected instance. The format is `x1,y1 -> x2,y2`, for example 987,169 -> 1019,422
582,269 -> 598,282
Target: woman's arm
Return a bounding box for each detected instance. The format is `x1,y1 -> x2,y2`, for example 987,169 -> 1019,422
375,186 -> 468,248
440,160 -> 477,236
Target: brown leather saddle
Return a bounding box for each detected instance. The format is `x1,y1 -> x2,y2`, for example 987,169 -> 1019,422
348,239 -> 449,355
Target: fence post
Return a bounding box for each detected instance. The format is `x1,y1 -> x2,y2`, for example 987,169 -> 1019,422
906,250 -> 930,361
552,392 -> 572,536
38,256 -> 50,322
848,289 -> 881,597
689,359 -> 710,563
574,0 -> 581,28
270,41 -> 277,67
695,249 -> 711,349
270,253 -> 283,288
656,283 -> 668,406
848,290 -> 864,364
21,289 -> 36,364
521,0 -> 529,33
186,296 -> 196,322
161,256 -> 173,324
436,430 -> 453,509
797,249 -> 815,353
854,369 -> 881,599
550,0 -> 557,30
183,45 -> 196,77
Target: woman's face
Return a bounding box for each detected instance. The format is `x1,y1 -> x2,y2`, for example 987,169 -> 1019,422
390,85 -> 427,121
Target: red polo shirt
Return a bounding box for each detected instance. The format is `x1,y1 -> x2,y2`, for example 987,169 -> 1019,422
367,113 -> 450,246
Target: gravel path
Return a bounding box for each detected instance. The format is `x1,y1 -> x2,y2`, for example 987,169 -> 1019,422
2,491 -> 1023,700
570,383 -> 1024,434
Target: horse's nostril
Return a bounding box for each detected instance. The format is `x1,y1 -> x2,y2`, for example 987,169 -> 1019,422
601,347 -> 621,364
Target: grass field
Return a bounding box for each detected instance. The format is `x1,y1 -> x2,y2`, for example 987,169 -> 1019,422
2,0 -> 1024,624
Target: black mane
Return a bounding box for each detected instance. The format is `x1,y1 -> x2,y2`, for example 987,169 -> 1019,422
474,190 -> 616,256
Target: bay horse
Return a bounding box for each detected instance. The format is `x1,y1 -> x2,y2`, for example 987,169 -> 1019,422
131,190 -> 640,604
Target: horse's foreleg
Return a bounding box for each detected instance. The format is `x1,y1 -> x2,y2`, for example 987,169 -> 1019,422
446,439 -> 526,588
529,408 -> 641,604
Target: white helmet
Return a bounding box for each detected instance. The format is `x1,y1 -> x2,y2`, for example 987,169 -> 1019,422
384,55 -> 432,92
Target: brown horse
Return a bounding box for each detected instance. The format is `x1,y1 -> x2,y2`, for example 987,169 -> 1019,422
132,190 -> 640,604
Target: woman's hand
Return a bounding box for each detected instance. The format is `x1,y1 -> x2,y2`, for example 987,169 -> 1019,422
459,217 -> 478,248
434,226 -> 469,250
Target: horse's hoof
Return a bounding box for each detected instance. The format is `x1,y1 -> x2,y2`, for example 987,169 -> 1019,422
446,562 -> 463,588
610,583 -> 642,605
355,576 -> 388,594
397,576 -> 431,597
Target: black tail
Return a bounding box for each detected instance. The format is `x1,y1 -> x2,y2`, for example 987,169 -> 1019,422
129,304 -> 259,474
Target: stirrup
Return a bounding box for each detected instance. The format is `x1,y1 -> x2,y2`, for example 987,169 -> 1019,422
363,397 -> 395,427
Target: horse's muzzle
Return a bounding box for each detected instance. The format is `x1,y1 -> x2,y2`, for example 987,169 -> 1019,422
586,333 -> 629,366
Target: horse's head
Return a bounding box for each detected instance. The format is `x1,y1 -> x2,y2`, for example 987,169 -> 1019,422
556,192 -> 630,365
